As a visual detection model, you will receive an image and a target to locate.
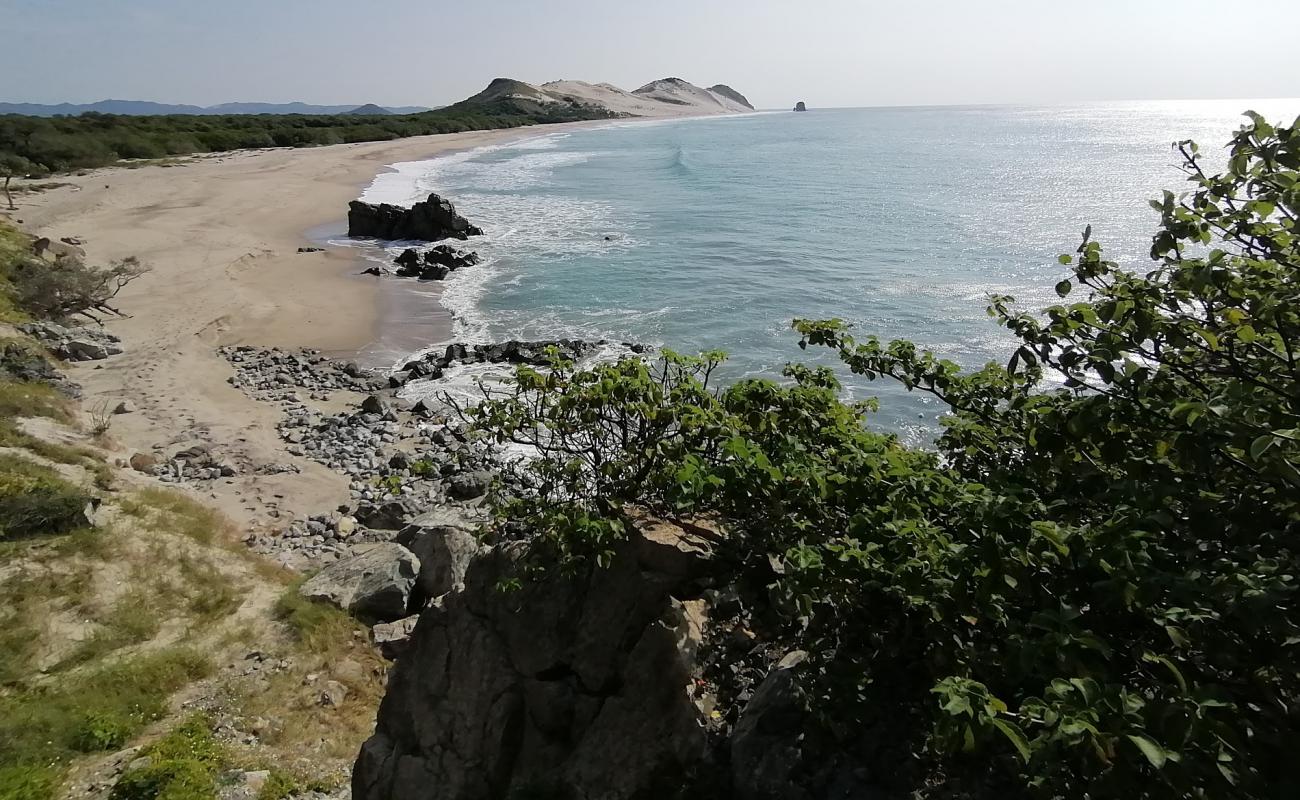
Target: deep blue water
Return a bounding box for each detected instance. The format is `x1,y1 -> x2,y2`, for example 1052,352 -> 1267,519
360,99 -> 1299,440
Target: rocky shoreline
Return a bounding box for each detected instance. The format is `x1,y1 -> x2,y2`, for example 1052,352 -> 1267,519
215,336 -> 622,582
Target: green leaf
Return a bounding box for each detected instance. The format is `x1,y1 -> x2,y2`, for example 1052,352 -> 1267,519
1127,734 -> 1168,769
1250,435 -> 1276,461
992,718 -> 1033,763
1058,254 -> 1073,265
1055,280 -> 1072,298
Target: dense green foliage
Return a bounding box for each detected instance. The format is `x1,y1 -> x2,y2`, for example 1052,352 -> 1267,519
468,113 -> 1300,797
0,99 -> 616,173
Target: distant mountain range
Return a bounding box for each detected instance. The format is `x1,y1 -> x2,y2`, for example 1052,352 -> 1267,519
1,77 -> 754,121
0,100 -> 430,117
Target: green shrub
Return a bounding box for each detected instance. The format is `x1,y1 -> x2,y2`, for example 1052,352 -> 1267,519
110,759 -> 214,800
0,453 -> 92,539
409,459 -> 438,478
110,716 -> 226,800
466,114 -> 1300,798
254,770 -> 298,800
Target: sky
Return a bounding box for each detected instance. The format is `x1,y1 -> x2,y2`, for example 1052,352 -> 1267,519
2,0 -> 1297,109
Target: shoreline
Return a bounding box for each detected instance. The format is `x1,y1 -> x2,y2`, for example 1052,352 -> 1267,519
3,119 -> 609,532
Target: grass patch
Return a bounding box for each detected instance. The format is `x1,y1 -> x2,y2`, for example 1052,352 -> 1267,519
273,582 -> 362,655
238,584 -> 389,760
0,649 -> 211,800
0,380 -> 73,424
0,222 -> 32,324
0,453 -> 92,540
54,588 -> 163,671
0,421 -> 114,490
174,552 -> 245,623
109,715 -> 223,800
119,488 -> 233,545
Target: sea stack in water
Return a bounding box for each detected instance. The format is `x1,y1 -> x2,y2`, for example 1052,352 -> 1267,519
347,192 -> 484,241
793,101 -> 807,112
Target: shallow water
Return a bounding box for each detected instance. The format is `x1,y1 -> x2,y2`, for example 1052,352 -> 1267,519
354,99 -> 1300,441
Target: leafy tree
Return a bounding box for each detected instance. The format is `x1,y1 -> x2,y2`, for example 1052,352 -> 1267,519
464,112 -> 1300,798
0,153 -> 46,210
11,254 -> 149,321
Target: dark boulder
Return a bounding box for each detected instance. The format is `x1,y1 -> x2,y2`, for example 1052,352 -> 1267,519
348,192 -> 484,242
352,516 -> 722,800
392,244 -> 481,280
793,101 -> 807,112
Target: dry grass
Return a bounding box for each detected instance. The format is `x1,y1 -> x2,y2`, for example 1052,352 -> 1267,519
224,585 -> 390,761
119,487 -> 237,546
0,379 -> 74,424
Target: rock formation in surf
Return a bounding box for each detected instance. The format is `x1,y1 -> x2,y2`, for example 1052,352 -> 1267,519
392,245 -> 481,280
794,101 -> 807,112
347,192 -> 484,241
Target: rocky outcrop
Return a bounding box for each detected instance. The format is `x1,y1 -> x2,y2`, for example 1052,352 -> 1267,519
372,615 -> 420,660
19,321 -> 123,362
793,102 -> 807,112
1,341 -> 80,396
299,543 -> 420,621
393,244 -> 481,280
347,193 -> 484,242
708,84 -> 755,110
352,516 -> 723,800
391,338 -> 649,388
394,507 -> 486,599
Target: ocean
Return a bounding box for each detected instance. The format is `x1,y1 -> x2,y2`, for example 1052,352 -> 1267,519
351,99 -> 1300,441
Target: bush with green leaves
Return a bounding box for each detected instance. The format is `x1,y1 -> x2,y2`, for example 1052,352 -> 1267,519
109,716 -> 224,800
0,453 -> 92,540
465,113 -> 1300,797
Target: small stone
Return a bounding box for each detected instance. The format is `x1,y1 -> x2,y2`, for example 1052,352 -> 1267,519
129,452 -> 159,473
241,770 -> 271,794
113,400 -> 136,414
319,680 -> 349,707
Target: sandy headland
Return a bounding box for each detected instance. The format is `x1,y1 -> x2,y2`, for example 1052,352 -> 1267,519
7,121 -> 601,530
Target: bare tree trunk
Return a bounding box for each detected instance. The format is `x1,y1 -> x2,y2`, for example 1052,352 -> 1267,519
3,176 -> 13,210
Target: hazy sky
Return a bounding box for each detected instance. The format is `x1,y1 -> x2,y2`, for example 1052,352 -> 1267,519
2,0 -> 1297,109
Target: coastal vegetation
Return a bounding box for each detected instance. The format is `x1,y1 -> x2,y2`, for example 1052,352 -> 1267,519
0,99 -> 616,174
0,219 -> 379,800
467,114 -> 1300,796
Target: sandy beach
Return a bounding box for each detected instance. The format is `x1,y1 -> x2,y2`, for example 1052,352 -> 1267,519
6,122 -> 596,529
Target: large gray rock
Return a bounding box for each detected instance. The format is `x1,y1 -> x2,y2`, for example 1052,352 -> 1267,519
355,497 -> 423,530
731,651 -> 812,800
372,614 -> 420,660
299,543 -> 420,621
352,516 -> 722,800
448,470 -> 492,500
348,193 -> 484,242
395,507 -> 486,598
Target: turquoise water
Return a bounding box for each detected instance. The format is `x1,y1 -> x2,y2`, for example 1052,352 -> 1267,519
361,99 -> 1299,439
